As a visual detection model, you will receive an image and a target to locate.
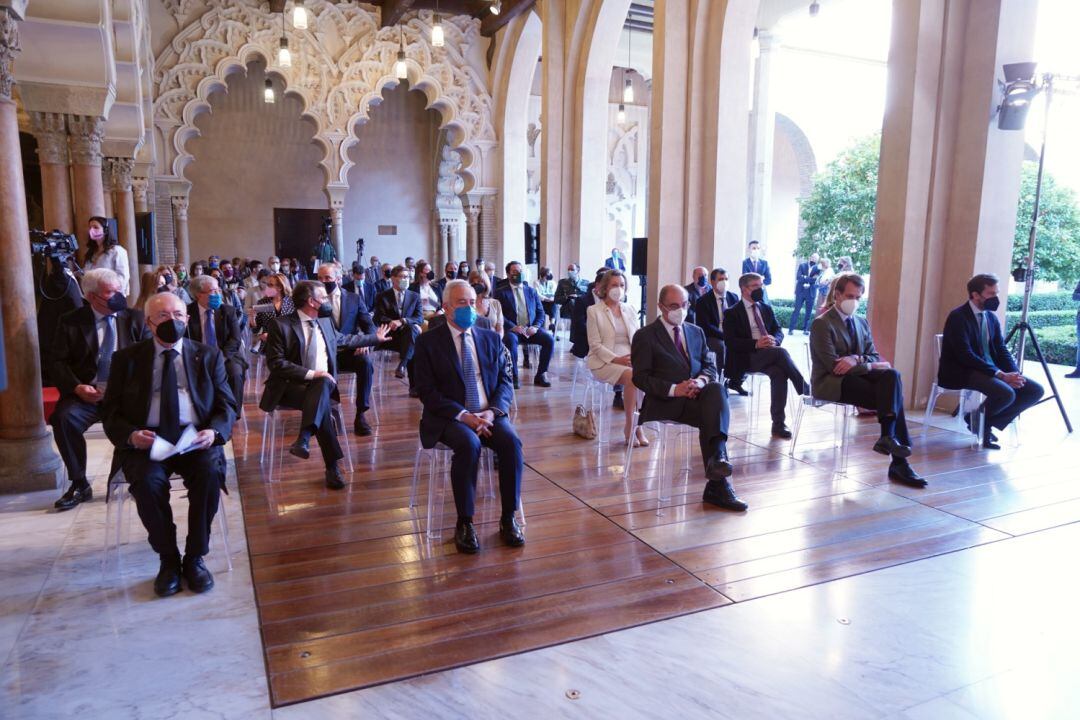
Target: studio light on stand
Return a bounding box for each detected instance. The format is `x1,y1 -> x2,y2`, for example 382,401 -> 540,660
263,78 -> 275,104
396,26 -> 408,80
995,61 -> 1072,432
292,0 -> 308,30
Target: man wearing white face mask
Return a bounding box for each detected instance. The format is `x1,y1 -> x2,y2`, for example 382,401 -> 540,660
809,273 -> 926,487
692,268 -> 740,370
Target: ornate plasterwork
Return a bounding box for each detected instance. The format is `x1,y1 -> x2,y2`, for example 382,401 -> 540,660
153,0 -> 496,192
0,10 -> 20,100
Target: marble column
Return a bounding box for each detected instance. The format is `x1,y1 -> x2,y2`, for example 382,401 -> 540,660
107,157 -> 142,279
27,111 -> 73,233
0,8 -> 64,493
325,185 -> 347,264
66,114 -> 106,254
748,30 -> 777,249
441,222 -> 452,268
100,165 -> 113,218
480,194 -> 498,267
463,203 -> 480,266
171,195 -> 190,267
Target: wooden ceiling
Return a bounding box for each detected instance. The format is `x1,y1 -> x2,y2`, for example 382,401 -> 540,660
267,0 -> 536,36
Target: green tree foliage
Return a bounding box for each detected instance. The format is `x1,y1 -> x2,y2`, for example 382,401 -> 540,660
796,134 -> 882,273
1013,162 -> 1080,285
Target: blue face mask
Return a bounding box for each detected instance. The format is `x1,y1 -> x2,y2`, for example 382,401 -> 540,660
207,293 -> 223,310
453,305 -> 477,330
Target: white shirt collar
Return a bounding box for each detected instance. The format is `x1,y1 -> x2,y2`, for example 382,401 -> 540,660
92,307 -> 110,323
968,300 -> 984,316
835,305 -> 853,321
154,337 -> 184,354
742,296 -> 757,310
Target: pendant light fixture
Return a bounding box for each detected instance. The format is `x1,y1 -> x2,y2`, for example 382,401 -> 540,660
809,1 -> 820,17
278,13 -> 291,67
622,17 -> 634,104
264,78 -> 275,104
293,0 -> 308,30
396,26 -> 408,80
617,104 -> 626,124
432,0 -> 444,48
490,0 -> 501,16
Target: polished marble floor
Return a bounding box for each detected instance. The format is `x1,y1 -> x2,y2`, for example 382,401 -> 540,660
2,347 -> 1079,718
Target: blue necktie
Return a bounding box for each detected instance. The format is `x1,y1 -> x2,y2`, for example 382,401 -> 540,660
205,309 -> 217,347
460,331 -> 483,413
845,316 -> 858,349
96,315 -> 115,384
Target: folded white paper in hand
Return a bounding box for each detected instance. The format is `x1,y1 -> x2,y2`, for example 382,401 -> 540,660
149,425 -> 199,462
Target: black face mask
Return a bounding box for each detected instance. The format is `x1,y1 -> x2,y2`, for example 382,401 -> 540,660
106,293 -> 128,313
163,274 -> 174,286
317,301 -> 334,319
323,281 -> 337,295
750,287 -> 765,303
982,296 -> 1000,312
383,269 -> 392,278
154,319 -> 185,344
427,271 -> 435,281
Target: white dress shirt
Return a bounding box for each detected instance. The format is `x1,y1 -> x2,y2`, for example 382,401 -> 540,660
418,284 -> 439,313
147,339 -> 195,427
659,318 -> 709,397
742,298 -> 763,341
301,316 -> 330,380
451,326 -> 489,416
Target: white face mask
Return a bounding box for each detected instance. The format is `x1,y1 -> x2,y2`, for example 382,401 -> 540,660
608,286 -> 624,302
270,263 -> 280,272
749,250 -> 760,260
839,298 -> 859,316
665,308 -> 687,326
714,280 -> 727,295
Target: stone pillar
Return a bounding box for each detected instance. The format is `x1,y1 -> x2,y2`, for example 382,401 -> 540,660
868,0 -> 1037,409
442,222 -> 452,267
27,111 -> 73,233
325,184 -> 347,265
100,165 -> 113,218
132,177 -> 149,213
480,194 -> 498,266
171,195 -> 190,267
66,114 -> 106,252
463,203 -> 480,266
0,7 -> 64,493
748,30 -> 777,249
107,157 -> 143,280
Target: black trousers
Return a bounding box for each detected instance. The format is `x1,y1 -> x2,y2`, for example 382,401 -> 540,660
224,358 -> 245,410
278,377 -> 342,467
642,382 -> 730,472
705,337 -> 727,372
747,347 -> 806,423
840,369 -> 910,445
51,396 -> 100,486
789,291 -> 815,332
503,328 -> 554,379
120,445 -> 225,558
337,349 -> 374,413
438,416 -> 523,520
962,371 -> 1044,434
379,324 -> 420,367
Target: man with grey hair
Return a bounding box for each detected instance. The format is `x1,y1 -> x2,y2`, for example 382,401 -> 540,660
631,284 -> 745,511
50,268 -> 149,510
186,274 -> 247,406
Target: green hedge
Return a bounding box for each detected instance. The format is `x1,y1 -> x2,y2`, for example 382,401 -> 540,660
1007,291 -> 1076,312
1005,310 -> 1078,331
1015,325 -> 1078,366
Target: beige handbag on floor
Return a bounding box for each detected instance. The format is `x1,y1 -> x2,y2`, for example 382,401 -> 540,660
572,404 -> 598,439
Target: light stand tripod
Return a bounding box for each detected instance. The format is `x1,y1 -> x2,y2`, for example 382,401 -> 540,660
999,70 -> 1072,432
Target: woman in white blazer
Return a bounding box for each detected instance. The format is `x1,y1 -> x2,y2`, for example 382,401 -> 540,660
587,269 -> 648,446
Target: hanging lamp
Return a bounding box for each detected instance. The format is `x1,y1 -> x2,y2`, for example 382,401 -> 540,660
396,26 -> 408,80
293,0 -> 308,30
278,13 -> 291,67
490,0 -> 501,16
432,0 -> 445,48
623,17 -> 634,103
617,104 -> 626,124
264,78 -> 275,104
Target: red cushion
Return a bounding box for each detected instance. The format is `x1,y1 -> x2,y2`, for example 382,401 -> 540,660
42,387 -> 60,424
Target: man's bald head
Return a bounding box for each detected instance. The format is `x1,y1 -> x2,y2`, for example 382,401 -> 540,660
659,284 -> 689,307
145,289 -> 186,319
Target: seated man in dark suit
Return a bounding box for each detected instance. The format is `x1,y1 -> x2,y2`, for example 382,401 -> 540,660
691,267 -> 739,370
632,285 -> 743,511
374,263 -> 393,295
809,273 -> 926,487
185,274 -> 248,407
412,280 -> 525,554
317,262 -> 389,436
939,273 -> 1043,449
372,264 -> 423,384
724,272 -> 807,438
493,261 -> 555,388
433,262 -> 458,297
683,266 -> 710,317
50,268 -> 149,510
101,292 -> 237,597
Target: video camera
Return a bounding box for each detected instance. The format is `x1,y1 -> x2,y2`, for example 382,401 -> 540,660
30,229 -> 78,262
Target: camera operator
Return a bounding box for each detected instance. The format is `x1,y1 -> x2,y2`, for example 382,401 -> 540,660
50,268 -> 149,510
83,217 -> 129,297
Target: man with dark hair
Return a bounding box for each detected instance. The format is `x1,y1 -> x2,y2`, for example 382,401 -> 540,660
724,272 -> 807,438
809,273 -> 926,487
742,241 -> 772,298
938,273 -> 1043,448
692,268 -> 739,369
373,264 -> 423,383
493,260 -> 555,387
789,252 -> 821,334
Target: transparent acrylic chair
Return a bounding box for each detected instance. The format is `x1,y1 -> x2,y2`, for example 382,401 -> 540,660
788,344 -> 859,475
260,404 -> 353,481
622,410 -> 696,516
921,334 -> 988,448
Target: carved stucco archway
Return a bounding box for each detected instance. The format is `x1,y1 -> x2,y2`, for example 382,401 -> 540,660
153,0 -> 497,195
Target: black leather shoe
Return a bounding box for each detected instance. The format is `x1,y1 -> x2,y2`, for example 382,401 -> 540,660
534,372 -> 551,388
613,392 -> 624,410
728,382 -> 749,397
325,464 -> 345,490
873,435 -> 912,458
1065,370 -> 1080,379
771,423 -> 793,439
54,484 -> 92,511
705,456 -> 733,481
982,438 -> 1002,450
394,367 -> 406,379
154,554 -> 182,597
454,519 -> 480,554
888,462 -> 927,488
288,437 -> 310,460
702,478 -> 748,511
353,414 -> 372,437
499,516 -> 526,547
513,378 -> 520,390
181,554 -> 214,594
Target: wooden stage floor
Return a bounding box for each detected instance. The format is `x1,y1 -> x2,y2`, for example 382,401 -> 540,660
231,341 -> 1079,707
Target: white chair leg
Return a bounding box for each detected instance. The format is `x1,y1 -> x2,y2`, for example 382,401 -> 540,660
622,411 -> 640,482
425,448 -> 448,542
216,493 -> 233,573
921,385 -> 942,440
789,401 -> 806,457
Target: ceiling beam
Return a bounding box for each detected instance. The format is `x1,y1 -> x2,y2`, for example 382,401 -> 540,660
480,0 -> 536,37
381,0 -> 418,27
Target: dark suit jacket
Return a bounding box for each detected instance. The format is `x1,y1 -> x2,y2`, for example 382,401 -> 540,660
691,290 -> 740,341
723,300 -> 785,380
363,265 -> 381,285
938,303 -> 1018,389
334,290 -> 375,338
604,255 -> 626,271
51,305 -> 149,397
742,257 -> 772,286
794,261 -> 821,298
570,287 -> 597,359
493,282 -> 545,333
373,288 -> 423,327
100,338 -> 236,449
374,278 -> 392,296
412,323 -> 514,448
185,302 -> 247,368
631,319 -> 718,422
808,307 -> 880,402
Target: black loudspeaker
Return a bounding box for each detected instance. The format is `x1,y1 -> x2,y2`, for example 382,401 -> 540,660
631,236 -> 648,276
524,223 -> 539,265
135,212 -> 155,265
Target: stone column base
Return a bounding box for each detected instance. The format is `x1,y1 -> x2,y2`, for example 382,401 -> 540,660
0,430 -> 63,494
